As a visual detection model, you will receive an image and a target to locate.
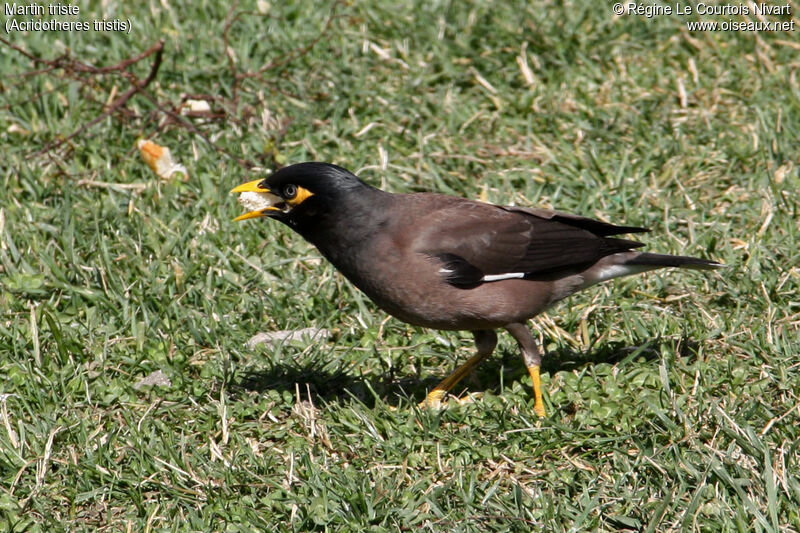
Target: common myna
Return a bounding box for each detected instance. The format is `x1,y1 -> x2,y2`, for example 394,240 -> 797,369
232,162 -> 722,416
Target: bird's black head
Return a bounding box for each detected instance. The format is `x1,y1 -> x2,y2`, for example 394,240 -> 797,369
231,162 -> 372,224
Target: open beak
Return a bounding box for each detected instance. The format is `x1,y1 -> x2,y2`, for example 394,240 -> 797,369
230,178 -> 283,221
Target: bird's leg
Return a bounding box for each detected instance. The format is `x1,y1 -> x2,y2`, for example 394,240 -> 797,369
420,330 -> 497,408
505,322 -> 546,417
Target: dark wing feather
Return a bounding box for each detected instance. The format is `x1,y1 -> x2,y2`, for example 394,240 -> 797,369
412,199 -> 647,286
505,207 -> 649,236
413,201 -> 530,275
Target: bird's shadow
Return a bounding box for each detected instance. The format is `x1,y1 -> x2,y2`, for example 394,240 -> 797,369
232,357 -> 440,408
232,336 -> 700,408
541,336 -> 700,374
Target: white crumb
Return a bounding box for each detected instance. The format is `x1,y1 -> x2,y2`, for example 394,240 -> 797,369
238,191 -> 275,211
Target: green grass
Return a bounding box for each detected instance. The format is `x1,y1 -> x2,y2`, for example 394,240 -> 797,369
1,0 -> 799,530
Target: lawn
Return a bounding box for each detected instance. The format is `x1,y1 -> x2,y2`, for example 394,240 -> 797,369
1,1 -> 799,531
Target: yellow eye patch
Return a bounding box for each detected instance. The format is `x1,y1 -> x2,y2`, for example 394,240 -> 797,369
286,186 -> 314,206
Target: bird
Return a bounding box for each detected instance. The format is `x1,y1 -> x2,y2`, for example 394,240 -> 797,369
231,162 -> 722,416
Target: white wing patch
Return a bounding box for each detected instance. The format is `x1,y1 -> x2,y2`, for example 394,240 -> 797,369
481,272 -> 526,282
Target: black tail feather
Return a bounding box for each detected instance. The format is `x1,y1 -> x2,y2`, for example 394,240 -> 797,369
626,252 -> 724,271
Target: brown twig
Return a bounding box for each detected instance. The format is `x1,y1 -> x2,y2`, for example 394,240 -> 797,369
4,1 -> 342,172
0,35 -> 54,66
69,40 -> 166,75
0,36 -> 163,77
26,40 -> 165,159
136,88 -> 262,170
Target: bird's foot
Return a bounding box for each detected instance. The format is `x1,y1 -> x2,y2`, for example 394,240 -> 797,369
418,389 -> 448,409
527,365 -> 547,417
418,390 -> 483,409
533,399 -> 546,418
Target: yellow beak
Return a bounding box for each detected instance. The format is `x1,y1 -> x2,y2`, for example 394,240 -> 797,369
232,209 -> 280,222
231,178 -> 282,221
230,178 -> 270,194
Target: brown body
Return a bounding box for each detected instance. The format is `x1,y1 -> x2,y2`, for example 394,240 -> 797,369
317,194 -> 564,330
232,163 -> 722,415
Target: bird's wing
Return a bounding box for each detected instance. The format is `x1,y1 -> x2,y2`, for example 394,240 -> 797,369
504,206 -> 649,236
412,201 -> 647,287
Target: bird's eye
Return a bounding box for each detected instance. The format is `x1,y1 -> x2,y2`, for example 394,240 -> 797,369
283,184 -> 297,199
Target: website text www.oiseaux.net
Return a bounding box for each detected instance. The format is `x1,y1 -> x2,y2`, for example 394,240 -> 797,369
614,2 -> 796,32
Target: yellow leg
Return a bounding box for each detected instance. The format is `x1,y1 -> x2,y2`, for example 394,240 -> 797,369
419,351 -> 488,408
419,330 -> 497,409
527,365 -> 546,417
506,323 -> 547,417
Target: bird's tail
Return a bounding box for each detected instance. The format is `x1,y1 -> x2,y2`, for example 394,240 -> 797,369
580,251 -> 724,287
624,252 -> 724,271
